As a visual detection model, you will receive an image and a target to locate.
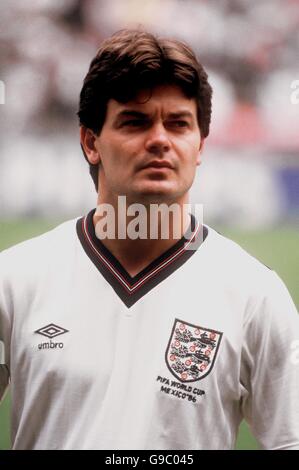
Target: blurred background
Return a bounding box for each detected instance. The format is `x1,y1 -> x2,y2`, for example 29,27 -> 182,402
0,0 -> 298,450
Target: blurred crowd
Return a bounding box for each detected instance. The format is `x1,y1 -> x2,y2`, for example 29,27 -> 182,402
1,0 -> 299,148
0,0 -> 298,224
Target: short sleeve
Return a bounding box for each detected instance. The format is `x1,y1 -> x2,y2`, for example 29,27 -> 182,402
240,271 -> 299,449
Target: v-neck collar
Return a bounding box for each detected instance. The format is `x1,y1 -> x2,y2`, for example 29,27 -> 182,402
76,208 -> 208,308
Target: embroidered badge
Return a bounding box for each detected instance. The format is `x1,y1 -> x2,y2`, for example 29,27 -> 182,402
165,319 -> 222,382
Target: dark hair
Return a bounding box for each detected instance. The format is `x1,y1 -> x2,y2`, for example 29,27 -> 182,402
77,29 -> 213,190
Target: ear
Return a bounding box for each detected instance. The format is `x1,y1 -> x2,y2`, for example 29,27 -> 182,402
80,126 -> 101,165
196,138 -> 205,166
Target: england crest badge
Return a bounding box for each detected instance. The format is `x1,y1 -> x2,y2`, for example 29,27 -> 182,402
165,319 -> 223,382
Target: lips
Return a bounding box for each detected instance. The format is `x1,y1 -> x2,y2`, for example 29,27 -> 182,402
142,160 -> 174,170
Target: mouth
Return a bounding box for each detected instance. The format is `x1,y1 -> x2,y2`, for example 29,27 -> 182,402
141,160 -> 174,170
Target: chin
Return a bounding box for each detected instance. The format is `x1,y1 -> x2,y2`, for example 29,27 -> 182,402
131,186 -> 184,205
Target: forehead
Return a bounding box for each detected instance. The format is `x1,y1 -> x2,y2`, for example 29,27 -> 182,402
105,84 -> 198,120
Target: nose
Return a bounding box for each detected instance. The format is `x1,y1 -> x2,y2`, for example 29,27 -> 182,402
144,123 -> 171,155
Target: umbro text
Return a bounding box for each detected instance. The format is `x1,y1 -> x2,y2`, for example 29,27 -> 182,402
38,340 -> 64,350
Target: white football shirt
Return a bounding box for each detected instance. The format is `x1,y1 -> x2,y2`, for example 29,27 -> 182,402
0,209 -> 298,449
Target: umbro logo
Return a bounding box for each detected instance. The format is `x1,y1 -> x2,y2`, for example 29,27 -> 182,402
35,324 -> 69,350
35,323 -> 69,339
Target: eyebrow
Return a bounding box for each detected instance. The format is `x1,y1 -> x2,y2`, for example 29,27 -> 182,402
115,110 -> 148,121
114,110 -> 195,121
166,111 -> 194,120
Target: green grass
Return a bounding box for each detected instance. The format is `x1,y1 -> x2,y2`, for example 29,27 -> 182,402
0,219 -> 298,450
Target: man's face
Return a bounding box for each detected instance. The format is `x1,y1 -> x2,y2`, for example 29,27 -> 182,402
92,84 -> 203,205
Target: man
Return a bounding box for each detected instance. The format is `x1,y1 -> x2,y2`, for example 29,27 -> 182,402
0,29 -> 298,450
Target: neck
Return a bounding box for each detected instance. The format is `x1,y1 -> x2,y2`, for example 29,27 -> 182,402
93,194 -> 191,276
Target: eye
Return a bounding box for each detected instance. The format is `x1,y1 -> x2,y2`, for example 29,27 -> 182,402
168,120 -> 189,128
122,119 -> 148,127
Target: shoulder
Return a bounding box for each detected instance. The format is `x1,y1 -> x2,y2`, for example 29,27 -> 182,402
0,218 -> 79,280
202,225 -> 297,315
205,226 -> 297,324
202,225 -> 274,282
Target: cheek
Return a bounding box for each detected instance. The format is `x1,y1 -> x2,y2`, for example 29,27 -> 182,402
179,146 -> 200,168
105,141 -> 137,166
175,136 -> 200,156
100,145 -> 122,172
